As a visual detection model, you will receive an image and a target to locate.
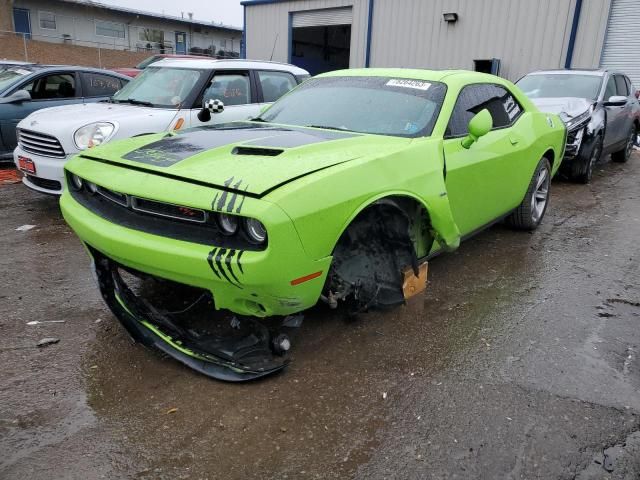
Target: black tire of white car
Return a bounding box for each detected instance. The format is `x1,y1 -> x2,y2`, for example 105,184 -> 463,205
612,126 -> 636,163
572,136 -> 602,184
506,157 -> 551,231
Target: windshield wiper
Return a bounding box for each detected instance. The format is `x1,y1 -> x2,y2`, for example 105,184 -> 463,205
249,117 -> 268,122
116,98 -> 154,107
304,124 -> 350,131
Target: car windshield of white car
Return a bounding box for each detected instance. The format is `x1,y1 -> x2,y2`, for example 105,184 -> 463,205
112,66 -> 204,108
517,74 -> 602,101
258,76 -> 447,138
0,68 -> 32,93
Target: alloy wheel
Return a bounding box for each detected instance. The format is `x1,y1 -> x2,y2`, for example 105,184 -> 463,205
531,166 -> 549,223
586,143 -> 601,182
625,130 -> 635,160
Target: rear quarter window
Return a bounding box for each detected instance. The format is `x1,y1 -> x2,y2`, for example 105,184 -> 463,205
614,75 -> 629,96
82,72 -> 125,97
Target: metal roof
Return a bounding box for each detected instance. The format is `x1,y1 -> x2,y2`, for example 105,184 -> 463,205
57,0 -> 242,32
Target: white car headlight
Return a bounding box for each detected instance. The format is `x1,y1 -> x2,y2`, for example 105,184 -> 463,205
74,122 -> 115,150
560,110 -> 591,132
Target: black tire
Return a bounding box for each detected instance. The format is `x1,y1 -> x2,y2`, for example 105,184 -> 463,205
571,136 -> 602,184
506,157 -> 551,231
611,126 -> 636,163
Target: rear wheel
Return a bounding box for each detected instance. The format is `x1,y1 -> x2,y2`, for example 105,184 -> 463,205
612,126 -> 636,163
572,136 -> 602,184
506,157 -> 551,230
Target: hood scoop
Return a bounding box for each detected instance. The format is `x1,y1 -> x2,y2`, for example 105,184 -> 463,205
232,146 -> 284,157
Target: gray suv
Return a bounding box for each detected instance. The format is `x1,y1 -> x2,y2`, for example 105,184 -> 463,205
517,69 -> 640,183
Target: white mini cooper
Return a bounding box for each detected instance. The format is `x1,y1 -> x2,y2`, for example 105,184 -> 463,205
14,58 -> 309,194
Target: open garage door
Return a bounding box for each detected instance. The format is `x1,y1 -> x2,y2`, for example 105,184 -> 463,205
291,7 -> 352,75
600,0 -> 640,88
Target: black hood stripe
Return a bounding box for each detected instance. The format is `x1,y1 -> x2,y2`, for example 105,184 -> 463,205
120,122 -> 357,167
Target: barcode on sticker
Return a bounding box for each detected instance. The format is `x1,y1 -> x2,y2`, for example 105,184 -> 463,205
386,79 -> 431,90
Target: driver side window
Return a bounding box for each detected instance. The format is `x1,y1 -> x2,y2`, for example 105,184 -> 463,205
202,72 -> 251,107
22,73 -> 77,100
604,76 -> 616,100
446,84 -> 522,137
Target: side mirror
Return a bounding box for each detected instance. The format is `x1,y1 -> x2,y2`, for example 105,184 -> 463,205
461,109 -> 493,149
197,98 -> 224,122
0,89 -> 31,104
603,95 -> 627,107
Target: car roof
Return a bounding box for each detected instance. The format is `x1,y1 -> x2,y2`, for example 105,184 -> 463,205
318,68 -> 508,84
0,60 -> 34,65
524,69 -> 627,77
3,64 -> 130,78
151,58 -> 309,75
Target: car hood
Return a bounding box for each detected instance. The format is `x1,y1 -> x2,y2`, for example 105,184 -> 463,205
79,122 -> 411,197
530,97 -> 592,118
20,102 -> 177,137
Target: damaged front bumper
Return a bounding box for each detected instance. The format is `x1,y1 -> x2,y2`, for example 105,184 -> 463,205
91,248 -> 293,381
60,180 -> 332,318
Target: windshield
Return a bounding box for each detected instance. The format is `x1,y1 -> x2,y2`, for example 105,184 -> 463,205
516,74 -> 603,100
0,68 -> 32,93
258,76 -> 447,138
135,55 -> 161,70
112,66 -> 204,108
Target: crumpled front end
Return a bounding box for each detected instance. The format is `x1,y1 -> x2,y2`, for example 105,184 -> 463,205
91,248 -> 290,381
60,155 -> 332,380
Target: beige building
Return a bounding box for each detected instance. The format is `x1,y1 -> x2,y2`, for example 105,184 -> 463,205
242,0 -> 640,85
5,0 -> 242,56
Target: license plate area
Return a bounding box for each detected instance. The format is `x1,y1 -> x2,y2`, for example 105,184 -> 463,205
17,156 -> 36,174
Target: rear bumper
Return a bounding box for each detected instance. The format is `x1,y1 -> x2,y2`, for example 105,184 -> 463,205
60,189 -> 331,317
14,145 -> 74,194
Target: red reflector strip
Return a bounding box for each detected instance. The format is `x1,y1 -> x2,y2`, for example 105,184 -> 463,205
290,271 -> 323,286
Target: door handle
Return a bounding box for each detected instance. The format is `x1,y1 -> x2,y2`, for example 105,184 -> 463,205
509,136 -> 519,146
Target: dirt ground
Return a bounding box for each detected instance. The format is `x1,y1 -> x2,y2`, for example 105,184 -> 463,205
1,152 -> 639,479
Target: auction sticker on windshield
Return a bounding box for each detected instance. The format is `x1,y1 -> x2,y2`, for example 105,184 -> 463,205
386,79 -> 431,90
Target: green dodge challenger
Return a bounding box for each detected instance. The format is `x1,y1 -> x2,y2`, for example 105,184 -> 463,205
60,69 -> 566,381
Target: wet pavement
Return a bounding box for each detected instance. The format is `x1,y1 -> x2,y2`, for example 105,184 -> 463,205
1,152 -> 639,479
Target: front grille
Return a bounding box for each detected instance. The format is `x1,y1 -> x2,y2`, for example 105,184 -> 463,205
18,129 -> 65,158
25,174 -> 62,191
67,173 -> 266,251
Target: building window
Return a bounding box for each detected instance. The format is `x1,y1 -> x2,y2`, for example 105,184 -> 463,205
139,28 -> 164,44
96,20 -> 125,38
39,11 -> 56,30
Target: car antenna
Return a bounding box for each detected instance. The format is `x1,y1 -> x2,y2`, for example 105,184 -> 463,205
270,33 -> 279,61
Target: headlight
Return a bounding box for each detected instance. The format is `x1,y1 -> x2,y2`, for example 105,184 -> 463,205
560,110 -> 591,132
69,174 -> 83,191
85,181 -> 98,194
245,218 -> 267,244
74,122 -> 115,150
218,214 -> 239,235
